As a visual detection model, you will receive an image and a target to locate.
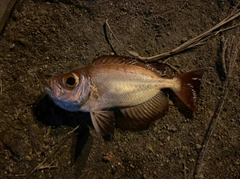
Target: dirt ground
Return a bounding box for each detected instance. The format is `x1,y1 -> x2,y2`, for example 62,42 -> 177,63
0,0 -> 240,179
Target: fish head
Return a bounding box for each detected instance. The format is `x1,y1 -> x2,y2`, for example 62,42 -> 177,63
44,72 -> 90,112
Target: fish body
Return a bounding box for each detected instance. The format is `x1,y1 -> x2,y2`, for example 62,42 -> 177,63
77,64 -> 179,112
45,55 -> 204,136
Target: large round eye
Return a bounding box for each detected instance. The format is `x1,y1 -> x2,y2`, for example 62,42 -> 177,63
62,73 -> 79,89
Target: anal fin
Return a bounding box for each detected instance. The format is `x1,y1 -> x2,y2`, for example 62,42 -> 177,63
116,91 -> 169,131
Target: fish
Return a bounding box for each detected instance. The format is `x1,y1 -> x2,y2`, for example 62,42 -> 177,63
45,55 -> 204,136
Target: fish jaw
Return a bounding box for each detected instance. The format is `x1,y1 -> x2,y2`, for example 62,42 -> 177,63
44,87 -> 80,111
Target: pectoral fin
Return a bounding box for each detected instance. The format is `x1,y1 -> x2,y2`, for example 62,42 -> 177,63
90,111 -> 115,136
116,91 -> 169,131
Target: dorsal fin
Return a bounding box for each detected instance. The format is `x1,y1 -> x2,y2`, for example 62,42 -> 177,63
92,55 -> 166,76
115,91 -> 169,131
92,55 -> 137,65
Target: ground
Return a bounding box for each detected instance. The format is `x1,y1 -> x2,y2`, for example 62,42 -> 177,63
0,0 -> 240,179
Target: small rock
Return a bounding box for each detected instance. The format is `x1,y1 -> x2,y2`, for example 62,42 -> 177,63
129,164 -> 135,169
102,152 -> 114,162
196,144 -> 202,149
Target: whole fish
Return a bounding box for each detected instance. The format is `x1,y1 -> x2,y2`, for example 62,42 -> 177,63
45,55 -> 204,136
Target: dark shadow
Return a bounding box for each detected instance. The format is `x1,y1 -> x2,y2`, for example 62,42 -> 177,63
34,93 -> 92,128
72,125 -> 93,179
164,89 -> 194,119
33,93 -> 93,176
216,39 -> 227,82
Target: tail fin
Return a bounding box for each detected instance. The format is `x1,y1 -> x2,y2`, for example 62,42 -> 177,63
173,69 -> 205,112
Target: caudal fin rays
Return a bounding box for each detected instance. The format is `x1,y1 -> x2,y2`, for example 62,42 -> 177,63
172,69 -> 204,112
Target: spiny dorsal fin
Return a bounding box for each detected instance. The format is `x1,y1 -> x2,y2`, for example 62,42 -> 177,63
92,55 -> 166,76
116,91 -> 169,131
92,55 -> 136,65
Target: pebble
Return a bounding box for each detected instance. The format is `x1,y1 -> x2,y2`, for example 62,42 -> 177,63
196,144 -> 202,149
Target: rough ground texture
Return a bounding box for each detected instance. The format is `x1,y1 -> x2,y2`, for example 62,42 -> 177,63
0,0 -> 240,179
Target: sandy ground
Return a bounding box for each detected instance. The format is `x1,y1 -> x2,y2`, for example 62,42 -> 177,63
0,0 -> 240,179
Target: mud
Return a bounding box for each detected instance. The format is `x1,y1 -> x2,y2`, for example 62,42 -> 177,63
0,0 -> 240,179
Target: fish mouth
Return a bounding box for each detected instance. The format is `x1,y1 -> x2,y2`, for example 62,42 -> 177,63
44,87 -> 52,96
44,81 -> 65,99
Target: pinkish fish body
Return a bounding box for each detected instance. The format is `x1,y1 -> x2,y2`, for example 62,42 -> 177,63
45,55 -> 204,136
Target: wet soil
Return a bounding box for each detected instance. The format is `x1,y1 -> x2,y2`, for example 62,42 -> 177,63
0,0 -> 240,179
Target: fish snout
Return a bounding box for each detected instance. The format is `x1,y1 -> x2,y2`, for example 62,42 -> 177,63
45,78 -> 64,98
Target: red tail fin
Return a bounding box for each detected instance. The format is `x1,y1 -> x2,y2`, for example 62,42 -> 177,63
173,69 -> 204,111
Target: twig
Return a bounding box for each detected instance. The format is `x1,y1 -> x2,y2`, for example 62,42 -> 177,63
105,19 -> 128,54
177,0 -> 189,12
183,161 -> 187,179
193,36 -> 239,179
165,62 -> 180,73
132,10 -> 240,62
219,36 -> 229,80
38,160 -> 58,170
106,10 -> 240,62
231,1 -> 240,15
14,174 -> 27,177
38,165 -> 58,170
0,79 -> 2,95
215,23 -> 240,35
25,126 -> 80,179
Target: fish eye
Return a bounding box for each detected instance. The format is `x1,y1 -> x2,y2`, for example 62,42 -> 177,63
63,73 -> 79,89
